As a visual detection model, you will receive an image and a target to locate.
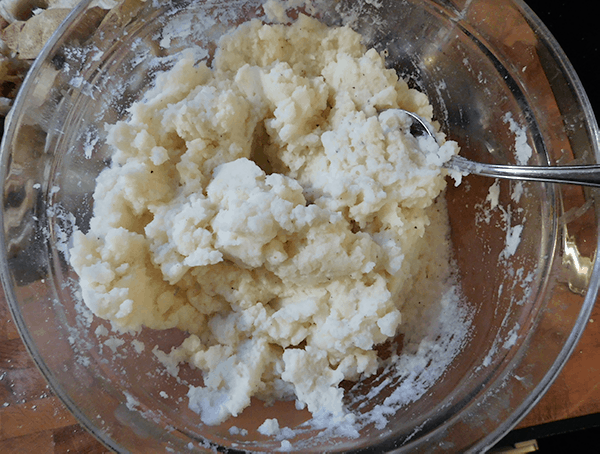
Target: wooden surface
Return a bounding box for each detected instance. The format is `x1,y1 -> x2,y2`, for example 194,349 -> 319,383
0,287 -> 599,452
0,293 -> 111,453
516,299 -> 600,428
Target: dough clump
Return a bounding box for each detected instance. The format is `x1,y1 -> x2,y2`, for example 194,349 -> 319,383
70,14 -> 459,425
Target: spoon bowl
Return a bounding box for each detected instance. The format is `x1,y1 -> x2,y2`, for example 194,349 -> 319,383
404,109 -> 600,187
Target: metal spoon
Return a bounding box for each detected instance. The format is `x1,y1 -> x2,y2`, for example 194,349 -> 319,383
403,110 -> 600,188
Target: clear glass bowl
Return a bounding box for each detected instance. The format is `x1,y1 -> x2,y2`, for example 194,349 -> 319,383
1,0 -> 599,452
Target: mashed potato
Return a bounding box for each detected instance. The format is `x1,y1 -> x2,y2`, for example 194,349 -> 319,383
69,14 -> 459,426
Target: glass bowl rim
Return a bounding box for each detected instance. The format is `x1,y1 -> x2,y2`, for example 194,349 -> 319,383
1,0 -> 599,452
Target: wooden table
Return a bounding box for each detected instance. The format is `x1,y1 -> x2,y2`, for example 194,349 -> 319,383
515,302 -> 600,429
1,286 -> 599,452
0,292 -> 111,453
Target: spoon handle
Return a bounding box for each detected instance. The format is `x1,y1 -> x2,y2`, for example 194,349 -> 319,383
450,156 -> 600,188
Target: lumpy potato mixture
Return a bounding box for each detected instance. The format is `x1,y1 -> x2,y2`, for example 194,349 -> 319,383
69,14 -> 459,425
